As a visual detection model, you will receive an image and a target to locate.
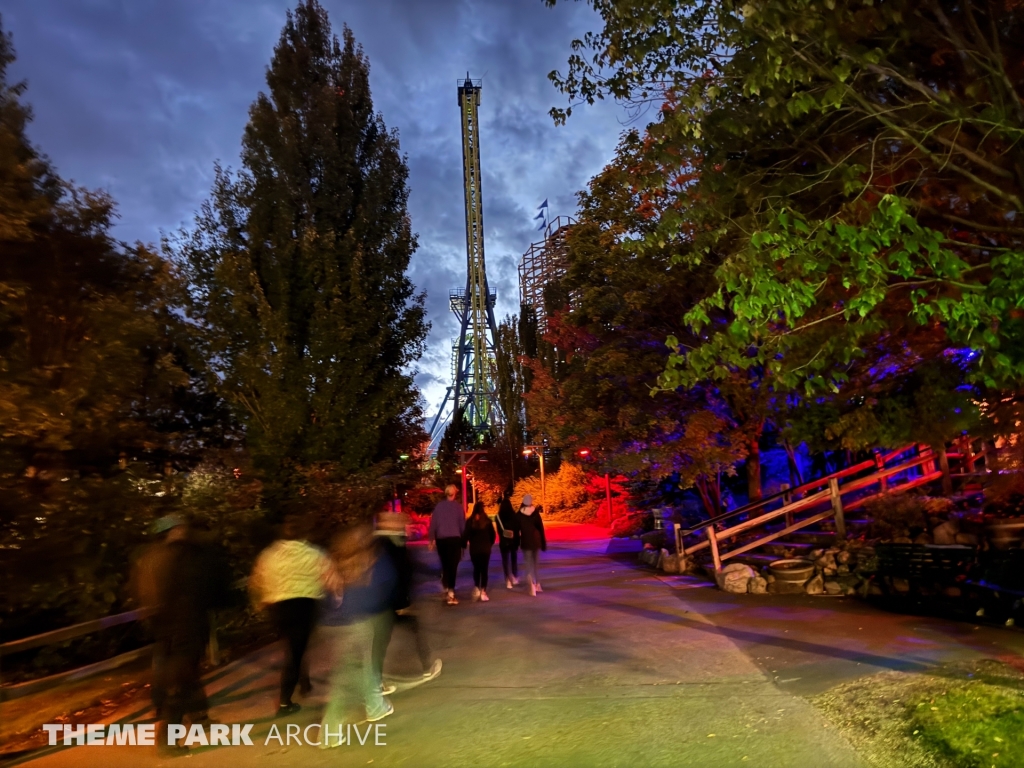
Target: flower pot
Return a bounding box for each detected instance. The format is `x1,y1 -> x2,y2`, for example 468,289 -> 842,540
769,558 -> 815,583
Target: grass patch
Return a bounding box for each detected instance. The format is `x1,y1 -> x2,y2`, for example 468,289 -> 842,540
813,659 -> 1024,768
910,682 -> 1024,767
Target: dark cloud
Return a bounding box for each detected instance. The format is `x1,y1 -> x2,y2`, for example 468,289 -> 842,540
3,0 -> 629,421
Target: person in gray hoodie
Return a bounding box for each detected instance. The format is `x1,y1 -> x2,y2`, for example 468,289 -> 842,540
516,495 -> 547,597
427,485 -> 466,605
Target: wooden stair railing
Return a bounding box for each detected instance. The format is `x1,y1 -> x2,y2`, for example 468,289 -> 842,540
676,440 -> 991,574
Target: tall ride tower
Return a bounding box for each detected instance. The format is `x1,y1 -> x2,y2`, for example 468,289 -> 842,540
429,76 -> 501,445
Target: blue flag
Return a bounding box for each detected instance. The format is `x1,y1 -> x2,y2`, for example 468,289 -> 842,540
537,219 -> 547,231
534,211 -> 545,220
537,199 -> 548,210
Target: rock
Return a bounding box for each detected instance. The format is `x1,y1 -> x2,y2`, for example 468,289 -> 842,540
823,567 -> 839,577
955,533 -> 979,546
660,550 -> 681,574
748,576 -> 768,595
868,583 -> 884,596
892,577 -> 911,593
715,563 -> 756,594
805,574 -> 824,595
837,564 -> 850,574
932,519 -> 960,545
824,580 -> 843,595
944,586 -> 962,598
815,553 -> 837,571
809,548 -> 825,560
844,586 -> 856,596
765,574 -> 776,583
836,551 -> 852,565
893,536 -> 913,544
914,533 -> 933,545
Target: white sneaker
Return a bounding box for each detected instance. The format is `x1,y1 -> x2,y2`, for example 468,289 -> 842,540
422,659 -> 443,681
511,575 -> 520,586
471,586 -> 481,600
506,579 -> 513,589
380,682 -> 397,696
445,590 -> 458,605
480,590 -> 490,602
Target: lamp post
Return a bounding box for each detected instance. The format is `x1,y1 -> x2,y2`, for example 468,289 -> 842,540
455,449 -> 488,516
522,445 -> 546,512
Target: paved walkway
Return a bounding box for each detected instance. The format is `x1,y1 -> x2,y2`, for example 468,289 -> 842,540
18,523 -> 865,767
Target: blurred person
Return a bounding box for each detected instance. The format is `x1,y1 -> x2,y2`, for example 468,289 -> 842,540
516,495 -> 547,597
463,501 -> 496,601
133,515 -> 217,750
496,486 -> 520,588
427,484 -> 465,605
249,513 -> 335,716
321,523 -> 397,743
373,512 -> 442,689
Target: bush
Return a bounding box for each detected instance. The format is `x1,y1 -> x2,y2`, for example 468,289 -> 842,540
863,493 -> 930,540
610,512 -> 652,537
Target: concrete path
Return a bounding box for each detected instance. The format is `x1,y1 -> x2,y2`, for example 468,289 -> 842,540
20,524 -> 867,767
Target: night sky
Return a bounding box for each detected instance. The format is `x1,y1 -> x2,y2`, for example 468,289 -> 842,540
3,0 -> 630,425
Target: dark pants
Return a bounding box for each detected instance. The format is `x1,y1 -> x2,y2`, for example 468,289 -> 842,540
392,612 -> 432,671
500,544 -> 519,580
471,550 -> 491,590
436,537 -> 462,590
270,597 -> 317,705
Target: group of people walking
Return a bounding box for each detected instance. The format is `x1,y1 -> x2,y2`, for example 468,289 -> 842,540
428,485 -> 547,604
134,484 -> 545,750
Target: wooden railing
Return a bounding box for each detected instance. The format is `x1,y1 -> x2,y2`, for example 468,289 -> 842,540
675,439 -> 994,573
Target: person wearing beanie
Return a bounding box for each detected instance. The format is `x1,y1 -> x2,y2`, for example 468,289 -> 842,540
516,494 -> 547,597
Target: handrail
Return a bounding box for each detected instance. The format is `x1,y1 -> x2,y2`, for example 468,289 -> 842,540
677,444 -> 918,538
679,442 -> 955,571
0,608 -> 153,657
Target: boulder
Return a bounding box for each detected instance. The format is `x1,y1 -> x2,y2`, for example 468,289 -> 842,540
914,533 -> 932,545
824,580 -> 843,595
815,553 -> 837,571
892,577 -> 911,593
809,548 -> 825,560
660,550 -> 681,574
748,575 -> 768,595
805,574 -> 824,595
715,563 -> 756,594
954,533 -> 979,546
868,583 -> 884,596
837,564 -> 850,574
932,519 -> 960,545
944,586 -> 962,598
836,551 -> 852,565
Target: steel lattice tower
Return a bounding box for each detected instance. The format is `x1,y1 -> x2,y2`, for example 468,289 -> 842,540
429,77 -> 501,444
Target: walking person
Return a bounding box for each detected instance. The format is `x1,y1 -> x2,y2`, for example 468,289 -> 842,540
133,515 -> 217,752
428,485 -> 466,605
249,514 -> 335,716
321,524 -> 397,744
464,501 -> 496,602
496,487 -> 520,589
373,512 -> 443,688
516,495 -> 547,597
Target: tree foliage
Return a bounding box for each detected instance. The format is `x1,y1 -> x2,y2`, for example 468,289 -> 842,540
548,0 -> 1024,399
173,1 -> 427,502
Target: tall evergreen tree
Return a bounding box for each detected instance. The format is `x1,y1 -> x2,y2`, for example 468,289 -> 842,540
175,1 -> 427,498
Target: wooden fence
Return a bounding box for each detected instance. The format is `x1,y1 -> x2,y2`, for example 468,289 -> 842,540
674,439 -> 995,573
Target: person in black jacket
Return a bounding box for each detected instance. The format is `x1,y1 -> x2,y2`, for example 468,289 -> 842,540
516,495 -> 547,597
496,488 -> 520,589
373,513 -> 442,689
464,502 -> 496,601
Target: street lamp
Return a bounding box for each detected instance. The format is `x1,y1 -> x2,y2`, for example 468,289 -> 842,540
455,450 -> 488,516
522,445 -> 547,512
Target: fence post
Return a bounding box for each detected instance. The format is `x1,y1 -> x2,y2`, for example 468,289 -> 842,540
937,445 -> 952,495
674,523 -> 687,572
875,452 -> 887,493
705,525 -> 722,571
781,483 -> 793,528
961,437 -> 976,473
829,477 -> 846,540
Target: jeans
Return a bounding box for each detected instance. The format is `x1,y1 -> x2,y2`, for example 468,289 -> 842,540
500,545 -> 518,580
471,551 -> 491,590
436,537 -> 462,590
322,613 -> 391,729
523,548 -> 540,586
270,597 -> 317,705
